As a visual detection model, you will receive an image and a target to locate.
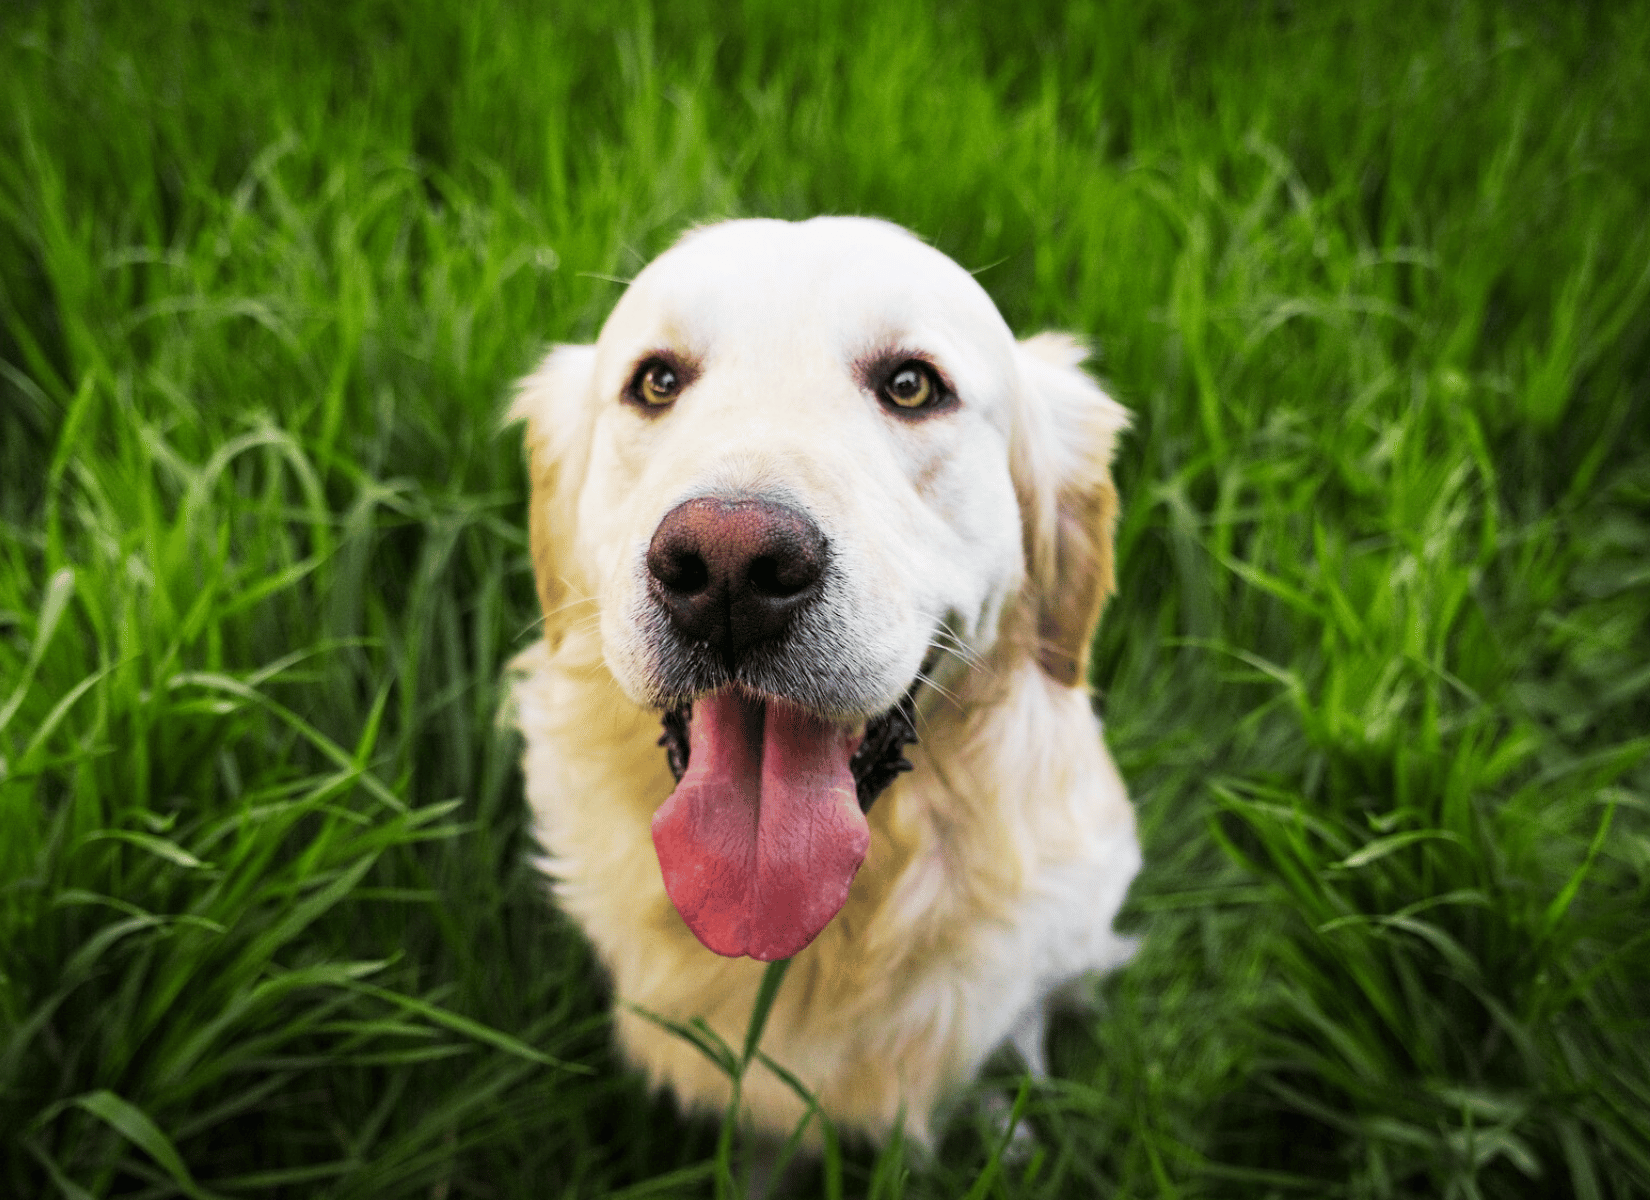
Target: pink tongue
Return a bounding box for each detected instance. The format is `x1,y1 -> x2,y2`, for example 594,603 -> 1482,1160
650,692 -> 868,961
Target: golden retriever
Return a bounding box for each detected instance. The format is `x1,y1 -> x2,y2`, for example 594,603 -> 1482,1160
508,217 -> 1138,1146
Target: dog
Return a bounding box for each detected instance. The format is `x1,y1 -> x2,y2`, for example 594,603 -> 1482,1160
508,216 -> 1139,1147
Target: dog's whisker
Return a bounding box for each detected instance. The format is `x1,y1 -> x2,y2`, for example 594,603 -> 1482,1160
550,615 -> 604,645
925,635 -> 992,685
546,594 -> 601,618
928,627 -> 986,670
910,669 -> 963,717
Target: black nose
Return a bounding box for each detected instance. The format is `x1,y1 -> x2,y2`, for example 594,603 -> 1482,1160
646,497 -> 827,667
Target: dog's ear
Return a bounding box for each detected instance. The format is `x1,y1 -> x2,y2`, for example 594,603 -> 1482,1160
508,344 -> 597,647
1011,333 -> 1130,688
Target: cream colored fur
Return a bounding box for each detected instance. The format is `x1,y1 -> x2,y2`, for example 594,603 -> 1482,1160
509,217 -> 1139,1145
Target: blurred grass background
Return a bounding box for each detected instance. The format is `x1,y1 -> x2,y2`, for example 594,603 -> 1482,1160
2,0 -> 1648,1195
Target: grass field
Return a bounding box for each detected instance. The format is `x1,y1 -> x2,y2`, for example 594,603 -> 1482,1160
3,0 -> 1648,1195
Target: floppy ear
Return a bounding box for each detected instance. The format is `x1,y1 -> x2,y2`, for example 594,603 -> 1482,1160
508,344 -> 598,647
1011,332 -> 1131,688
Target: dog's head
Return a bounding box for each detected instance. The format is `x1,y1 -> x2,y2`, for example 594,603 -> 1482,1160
514,217 -> 1127,960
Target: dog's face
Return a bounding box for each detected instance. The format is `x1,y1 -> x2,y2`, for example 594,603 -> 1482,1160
515,218 -> 1126,962
587,218 -> 1025,716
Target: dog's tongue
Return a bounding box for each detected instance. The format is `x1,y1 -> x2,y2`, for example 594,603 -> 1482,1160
651,692 -> 868,961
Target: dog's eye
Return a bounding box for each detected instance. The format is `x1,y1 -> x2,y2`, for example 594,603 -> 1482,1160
881,361 -> 939,410
630,359 -> 681,407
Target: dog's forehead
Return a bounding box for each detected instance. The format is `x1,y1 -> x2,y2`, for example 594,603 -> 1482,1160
598,218 -> 1016,376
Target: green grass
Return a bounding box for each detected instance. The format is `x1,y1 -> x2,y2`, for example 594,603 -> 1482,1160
2,0 -> 1648,1195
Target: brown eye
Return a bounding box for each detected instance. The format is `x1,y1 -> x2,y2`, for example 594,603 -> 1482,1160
631,359 -> 681,407
881,361 -> 937,410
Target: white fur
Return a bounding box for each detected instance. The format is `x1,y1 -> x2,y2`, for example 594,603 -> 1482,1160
509,217 -> 1138,1145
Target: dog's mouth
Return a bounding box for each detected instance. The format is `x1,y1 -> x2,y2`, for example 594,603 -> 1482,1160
650,688 -> 918,962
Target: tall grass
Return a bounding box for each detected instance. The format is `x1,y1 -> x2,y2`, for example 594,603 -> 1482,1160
2,0 -> 1647,1195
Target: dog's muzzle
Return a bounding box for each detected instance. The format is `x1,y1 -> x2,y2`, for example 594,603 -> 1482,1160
639,494 -> 923,960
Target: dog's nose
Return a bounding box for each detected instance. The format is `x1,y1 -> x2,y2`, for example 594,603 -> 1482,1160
646,497 -> 827,666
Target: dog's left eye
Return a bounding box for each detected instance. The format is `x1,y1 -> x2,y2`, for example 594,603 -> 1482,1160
880,361 -> 941,410
629,358 -> 682,407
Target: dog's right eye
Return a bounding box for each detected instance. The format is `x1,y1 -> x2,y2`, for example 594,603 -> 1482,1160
877,359 -> 948,413
628,358 -> 683,408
